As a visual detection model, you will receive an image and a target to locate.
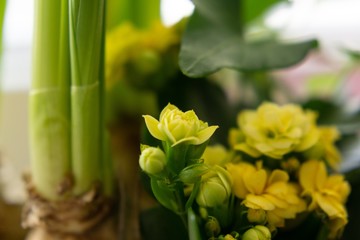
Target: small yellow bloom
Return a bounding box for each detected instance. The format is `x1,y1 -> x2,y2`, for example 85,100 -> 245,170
227,162 -> 306,227
232,103 -> 319,159
281,157 -> 300,173
143,103 -> 218,147
304,127 -> 341,170
196,166 -> 233,207
299,160 -> 350,237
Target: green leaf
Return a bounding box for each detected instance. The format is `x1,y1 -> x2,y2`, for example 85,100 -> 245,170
179,0 -> 317,77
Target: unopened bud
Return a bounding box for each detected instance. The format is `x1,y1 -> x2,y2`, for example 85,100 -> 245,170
247,209 -> 267,224
242,225 -> 271,240
139,147 -> 166,175
196,166 -> 232,207
205,216 -> 221,237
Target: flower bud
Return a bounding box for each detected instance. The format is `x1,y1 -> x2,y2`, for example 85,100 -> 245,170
196,166 -> 232,207
139,147 -> 166,175
247,209 -> 267,224
205,216 -> 221,237
242,226 -> 271,240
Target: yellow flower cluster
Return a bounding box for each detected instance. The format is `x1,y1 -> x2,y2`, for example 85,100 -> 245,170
106,21 -> 181,89
140,102 -> 350,239
225,102 -> 350,238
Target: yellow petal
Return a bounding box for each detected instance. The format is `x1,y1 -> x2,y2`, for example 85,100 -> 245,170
265,182 -> 288,198
295,126 -> 320,151
195,125 -> 219,145
263,194 -> 289,209
159,103 -> 177,119
315,193 -> 347,219
227,163 -> 254,199
143,115 -> 166,141
268,170 -> 289,185
245,194 -> 275,211
244,169 -> 267,195
172,136 -> 199,147
299,160 -> 326,192
234,143 -> 261,157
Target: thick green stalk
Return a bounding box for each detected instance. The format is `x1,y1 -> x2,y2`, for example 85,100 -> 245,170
106,0 -> 160,30
30,0 -> 71,200
69,0 -> 107,195
0,0 -> 6,54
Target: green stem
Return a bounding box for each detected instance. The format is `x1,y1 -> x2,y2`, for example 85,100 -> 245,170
106,0 -> 160,30
0,0 -> 6,54
174,181 -> 188,228
188,207 -> 202,240
69,0 -> 106,195
30,0 -> 71,200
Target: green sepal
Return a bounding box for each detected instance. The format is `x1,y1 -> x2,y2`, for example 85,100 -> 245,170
179,163 -> 210,184
186,141 -> 210,163
150,178 -> 180,213
163,142 -> 189,175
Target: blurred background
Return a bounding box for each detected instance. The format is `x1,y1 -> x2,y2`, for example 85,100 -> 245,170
1,0 -> 360,206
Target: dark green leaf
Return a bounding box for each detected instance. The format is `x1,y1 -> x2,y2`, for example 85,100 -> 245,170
179,0 -> 317,77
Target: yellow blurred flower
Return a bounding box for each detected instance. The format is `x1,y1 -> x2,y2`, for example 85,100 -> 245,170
106,21 -> 180,88
143,103 -> 218,147
227,162 -> 306,227
299,160 -> 350,237
202,144 -> 229,166
232,103 -> 320,159
304,127 -> 341,170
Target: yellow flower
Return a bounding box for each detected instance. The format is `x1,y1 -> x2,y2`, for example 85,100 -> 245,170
106,21 -> 180,89
304,127 -> 341,170
299,160 -> 350,237
232,103 -> 319,159
227,162 -> 306,227
143,103 -> 218,147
